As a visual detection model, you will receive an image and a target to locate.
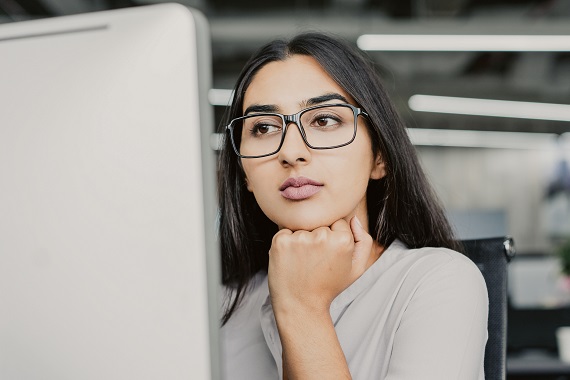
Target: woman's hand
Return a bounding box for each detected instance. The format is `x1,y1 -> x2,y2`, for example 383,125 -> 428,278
268,216 -> 375,380
268,216 -> 374,317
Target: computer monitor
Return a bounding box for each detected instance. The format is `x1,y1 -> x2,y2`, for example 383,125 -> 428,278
0,4 -> 220,379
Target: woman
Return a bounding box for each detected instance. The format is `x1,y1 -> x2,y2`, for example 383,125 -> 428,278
218,32 -> 488,379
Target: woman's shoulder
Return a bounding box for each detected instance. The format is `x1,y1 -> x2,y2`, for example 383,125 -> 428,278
383,240 -> 487,296
388,240 -> 480,270
365,243 -> 488,380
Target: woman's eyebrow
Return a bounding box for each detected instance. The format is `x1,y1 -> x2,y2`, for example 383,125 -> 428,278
243,93 -> 349,115
244,104 -> 278,115
305,93 -> 349,106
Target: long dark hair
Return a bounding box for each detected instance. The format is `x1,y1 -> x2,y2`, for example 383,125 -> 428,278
217,32 -> 461,325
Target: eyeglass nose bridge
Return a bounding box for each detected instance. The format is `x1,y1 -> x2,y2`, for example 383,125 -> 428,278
280,112 -> 311,147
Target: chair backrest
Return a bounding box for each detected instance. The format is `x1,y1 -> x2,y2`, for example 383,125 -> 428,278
462,237 -> 516,380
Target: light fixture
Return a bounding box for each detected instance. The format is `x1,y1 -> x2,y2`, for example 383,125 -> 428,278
409,95 -> 570,122
208,89 -> 234,106
357,34 -> 570,52
407,128 -> 558,150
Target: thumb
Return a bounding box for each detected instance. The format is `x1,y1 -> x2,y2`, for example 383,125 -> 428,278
349,216 -> 373,276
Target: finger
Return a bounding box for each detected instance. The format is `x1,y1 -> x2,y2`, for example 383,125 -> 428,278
275,228 -> 293,237
271,228 -> 293,246
350,216 -> 373,272
330,218 -> 351,233
350,216 -> 367,244
270,229 -> 293,256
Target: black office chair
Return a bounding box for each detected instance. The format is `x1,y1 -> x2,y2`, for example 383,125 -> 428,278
462,237 -> 516,380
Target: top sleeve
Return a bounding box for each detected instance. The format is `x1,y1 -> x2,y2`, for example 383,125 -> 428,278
384,254 -> 488,380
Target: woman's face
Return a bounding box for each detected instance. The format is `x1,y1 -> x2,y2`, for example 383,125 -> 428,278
241,55 -> 385,231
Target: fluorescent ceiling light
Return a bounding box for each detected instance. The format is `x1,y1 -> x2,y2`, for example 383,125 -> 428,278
409,95 -> 570,122
357,34 -> 570,51
408,128 -> 558,149
208,88 -> 234,106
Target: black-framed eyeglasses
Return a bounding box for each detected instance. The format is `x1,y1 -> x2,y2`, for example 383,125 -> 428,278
225,103 -> 368,158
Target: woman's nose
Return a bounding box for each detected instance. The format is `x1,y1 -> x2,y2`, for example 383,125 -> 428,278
277,123 -> 311,166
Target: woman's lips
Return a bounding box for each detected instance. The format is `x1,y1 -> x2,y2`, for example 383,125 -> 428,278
281,184 -> 322,200
279,176 -> 324,201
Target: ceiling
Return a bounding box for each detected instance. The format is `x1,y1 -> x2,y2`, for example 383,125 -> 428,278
1,0 -> 570,135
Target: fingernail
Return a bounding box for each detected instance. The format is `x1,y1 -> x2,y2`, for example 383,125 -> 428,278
354,216 -> 363,229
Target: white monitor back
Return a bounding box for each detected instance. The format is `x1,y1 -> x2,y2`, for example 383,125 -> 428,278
0,4 -> 219,380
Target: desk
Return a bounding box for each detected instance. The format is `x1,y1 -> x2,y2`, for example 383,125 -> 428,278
508,351 -> 570,379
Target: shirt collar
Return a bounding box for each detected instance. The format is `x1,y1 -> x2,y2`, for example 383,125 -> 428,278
258,239 -> 407,378
329,239 -> 407,324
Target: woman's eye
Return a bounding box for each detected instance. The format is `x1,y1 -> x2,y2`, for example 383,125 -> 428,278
251,123 -> 280,136
312,115 -> 341,128
316,117 -> 332,126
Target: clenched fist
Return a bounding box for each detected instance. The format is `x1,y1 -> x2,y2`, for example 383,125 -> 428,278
268,216 -> 375,317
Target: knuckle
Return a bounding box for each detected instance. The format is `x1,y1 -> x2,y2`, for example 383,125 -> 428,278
338,232 -> 354,250
315,228 -> 329,243
272,231 -> 290,248
295,230 -> 309,242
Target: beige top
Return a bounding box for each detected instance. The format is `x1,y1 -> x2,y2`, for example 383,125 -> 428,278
221,240 -> 488,380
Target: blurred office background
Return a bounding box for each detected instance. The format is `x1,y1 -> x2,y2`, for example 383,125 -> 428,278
2,0 -> 570,377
